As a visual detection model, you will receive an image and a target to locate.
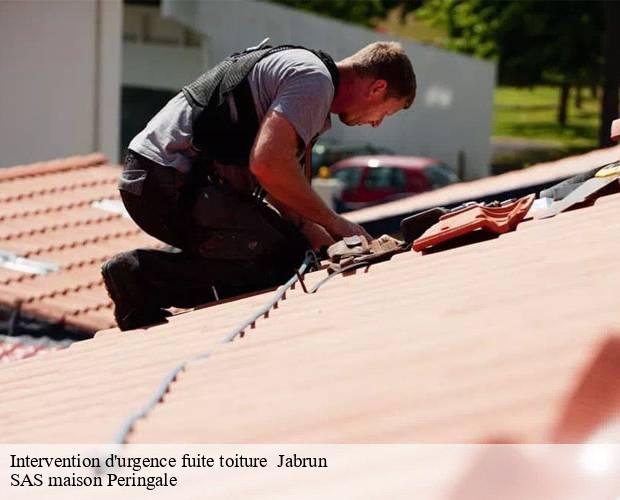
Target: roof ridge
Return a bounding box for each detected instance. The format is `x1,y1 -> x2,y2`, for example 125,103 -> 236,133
0,153 -> 108,182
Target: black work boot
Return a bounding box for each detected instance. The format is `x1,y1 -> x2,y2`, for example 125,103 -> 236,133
101,252 -> 170,331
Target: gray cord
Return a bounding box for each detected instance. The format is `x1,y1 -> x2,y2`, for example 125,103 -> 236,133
112,252 -> 316,444
112,361 -> 191,444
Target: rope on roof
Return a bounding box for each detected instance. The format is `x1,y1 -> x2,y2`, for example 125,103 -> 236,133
112,251 -> 379,444
112,251 -> 319,445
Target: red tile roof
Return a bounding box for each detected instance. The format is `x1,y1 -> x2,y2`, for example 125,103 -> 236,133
0,154 -> 163,334
0,169 -> 618,443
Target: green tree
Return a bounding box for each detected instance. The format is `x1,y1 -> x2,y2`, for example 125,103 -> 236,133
269,0 -> 421,28
270,0 -> 617,144
269,0 -> 388,27
416,0 -> 608,132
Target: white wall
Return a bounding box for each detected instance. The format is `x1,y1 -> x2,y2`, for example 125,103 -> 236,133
162,0 -> 496,179
0,0 -> 121,167
123,43 -> 204,91
122,4 -> 204,91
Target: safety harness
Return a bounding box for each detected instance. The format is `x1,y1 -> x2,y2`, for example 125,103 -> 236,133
182,43 -> 340,168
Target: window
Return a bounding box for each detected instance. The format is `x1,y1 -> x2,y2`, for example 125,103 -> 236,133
424,163 -> 459,188
364,167 -> 407,191
332,167 -> 364,191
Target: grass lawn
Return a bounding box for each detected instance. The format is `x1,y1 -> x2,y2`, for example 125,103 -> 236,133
492,86 -> 601,171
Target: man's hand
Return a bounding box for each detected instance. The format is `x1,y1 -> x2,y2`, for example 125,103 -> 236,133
301,221 -> 335,252
324,215 -> 372,241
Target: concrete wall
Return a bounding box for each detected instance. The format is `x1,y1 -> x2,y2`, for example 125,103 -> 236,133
122,43 -> 204,91
162,0 -> 496,179
122,4 -> 204,91
0,0 -> 121,167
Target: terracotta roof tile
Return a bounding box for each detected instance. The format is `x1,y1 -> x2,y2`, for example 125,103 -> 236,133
0,153 -> 105,181
1,219 -> 144,256
0,155 -> 162,334
29,232 -> 162,268
412,194 -> 535,252
0,168 -> 116,204
0,183 -> 120,221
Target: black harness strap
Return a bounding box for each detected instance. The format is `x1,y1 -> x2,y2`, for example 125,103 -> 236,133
183,45 -> 339,168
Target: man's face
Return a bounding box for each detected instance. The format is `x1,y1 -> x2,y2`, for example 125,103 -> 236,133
338,80 -> 407,128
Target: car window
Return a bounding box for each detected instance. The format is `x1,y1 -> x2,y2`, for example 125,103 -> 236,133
424,163 -> 459,188
332,167 -> 364,190
311,143 -> 394,176
364,167 -> 407,190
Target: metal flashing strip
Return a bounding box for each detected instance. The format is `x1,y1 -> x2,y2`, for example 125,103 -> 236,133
533,176 -> 620,220
91,199 -> 130,218
0,250 -> 60,275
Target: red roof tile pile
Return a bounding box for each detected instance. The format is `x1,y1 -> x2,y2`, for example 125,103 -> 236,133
0,154 -> 163,334
412,194 -> 535,252
0,156 -> 619,443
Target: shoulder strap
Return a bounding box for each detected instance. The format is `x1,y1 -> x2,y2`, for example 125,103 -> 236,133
186,44 -> 340,111
218,45 -> 339,104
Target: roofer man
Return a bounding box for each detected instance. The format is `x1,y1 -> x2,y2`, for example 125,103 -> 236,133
102,40 -> 416,331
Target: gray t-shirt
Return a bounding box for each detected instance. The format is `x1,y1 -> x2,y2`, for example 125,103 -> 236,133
129,48 -> 334,173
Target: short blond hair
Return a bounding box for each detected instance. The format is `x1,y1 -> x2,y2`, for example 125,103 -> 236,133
347,41 -> 416,108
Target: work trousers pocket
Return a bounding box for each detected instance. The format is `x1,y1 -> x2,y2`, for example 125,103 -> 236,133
190,185 -> 291,262
118,169 -> 147,196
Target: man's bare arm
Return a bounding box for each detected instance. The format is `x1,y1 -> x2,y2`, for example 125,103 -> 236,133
250,110 -> 371,240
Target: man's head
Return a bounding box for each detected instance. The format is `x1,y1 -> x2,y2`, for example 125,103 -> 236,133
332,42 -> 416,128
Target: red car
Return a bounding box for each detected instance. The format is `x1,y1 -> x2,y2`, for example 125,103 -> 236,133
330,155 -> 460,212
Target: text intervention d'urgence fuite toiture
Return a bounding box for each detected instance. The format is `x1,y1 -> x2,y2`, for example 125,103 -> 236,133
10,453 -> 328,470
